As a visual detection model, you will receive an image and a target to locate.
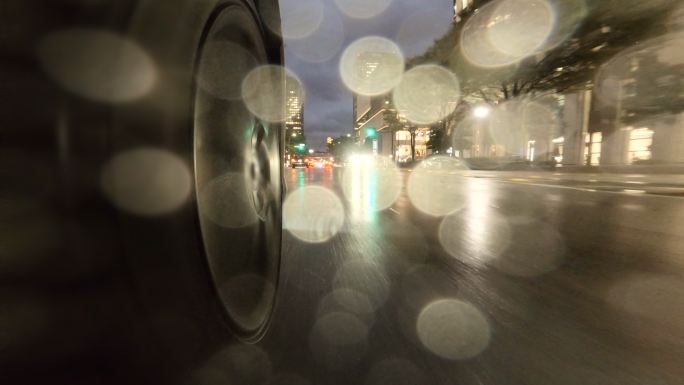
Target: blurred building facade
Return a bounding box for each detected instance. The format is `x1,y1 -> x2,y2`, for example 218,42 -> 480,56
352,93 -> 431,163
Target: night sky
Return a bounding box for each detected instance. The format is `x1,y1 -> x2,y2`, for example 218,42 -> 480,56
281,0 -> 454,150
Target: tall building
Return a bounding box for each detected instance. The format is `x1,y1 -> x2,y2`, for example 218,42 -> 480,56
285,78 -> 305,156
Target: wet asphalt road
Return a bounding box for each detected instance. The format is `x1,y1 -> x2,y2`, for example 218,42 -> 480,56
258,166 -> 684,385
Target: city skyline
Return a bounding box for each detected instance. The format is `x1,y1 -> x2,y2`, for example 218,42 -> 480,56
281,0 -> 453,150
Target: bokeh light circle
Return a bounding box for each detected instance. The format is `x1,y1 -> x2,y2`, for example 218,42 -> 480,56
100,148 -> 191,216
392,65 -> 460,125
334,0 -> 392,20
283,186 -> 345,243
37,28 -> 156,103
487,0 -> 555,58
339,36 -> 405,96
407,157 -> 468,216
417,299 -> 491,360
461,0 -> 554,68
242,65 -> 304,123
279,0 -> 324,40
287,9 -> 346,63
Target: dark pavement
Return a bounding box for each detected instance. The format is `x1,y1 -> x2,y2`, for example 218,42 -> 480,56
250,165 -> 684,385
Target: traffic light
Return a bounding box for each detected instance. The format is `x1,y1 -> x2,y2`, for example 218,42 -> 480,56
295,143 -> 306,152
365,127 -> 377,138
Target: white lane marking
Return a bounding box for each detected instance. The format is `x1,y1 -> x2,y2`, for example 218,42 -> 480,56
495,179 -> 682,200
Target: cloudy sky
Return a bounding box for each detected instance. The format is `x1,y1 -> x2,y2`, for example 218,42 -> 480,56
280,0 -> 454,150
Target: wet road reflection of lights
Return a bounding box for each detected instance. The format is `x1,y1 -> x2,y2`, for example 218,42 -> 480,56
416,299 -> 491,360
438,180 -> 511,267
38,28 -> 156,103
100,148 -> 191,216
283,186 -> 345,243
343,160 -> 402,222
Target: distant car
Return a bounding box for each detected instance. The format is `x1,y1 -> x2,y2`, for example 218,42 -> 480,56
291,160 -> 308,169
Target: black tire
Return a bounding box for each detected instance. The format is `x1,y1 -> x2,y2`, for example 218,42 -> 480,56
0,0 -> 283,383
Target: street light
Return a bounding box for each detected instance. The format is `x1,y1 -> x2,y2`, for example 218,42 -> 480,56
308,149 -> 314,154
474,105 -> 491,118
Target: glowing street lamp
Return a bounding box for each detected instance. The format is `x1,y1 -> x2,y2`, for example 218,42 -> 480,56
474,105 -> 491,118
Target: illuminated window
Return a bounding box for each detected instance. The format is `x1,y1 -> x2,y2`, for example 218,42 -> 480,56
584,132 -> 602,165
628,127 -> 653,164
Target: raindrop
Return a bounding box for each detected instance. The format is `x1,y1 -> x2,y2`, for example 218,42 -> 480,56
287,8 -> 345,63
333,259 -> 390,311
392,65 -> 460,125
279,0 -> 325,40
339,36 -> 405,96
283,186 -> 345,243
100,148 -> 191,216
37,28 -> 156,103
334,0 -> 392,20
242,65 -> 304,123
407,157 -> 468,216
487,0 -> 555,58
460,0 -> 555,68
416,299 -> 491,360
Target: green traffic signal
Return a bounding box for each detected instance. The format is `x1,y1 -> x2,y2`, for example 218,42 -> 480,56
365,127 -> 377,138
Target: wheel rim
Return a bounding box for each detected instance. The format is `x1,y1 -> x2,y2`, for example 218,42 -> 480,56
193,4 -> 282,340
